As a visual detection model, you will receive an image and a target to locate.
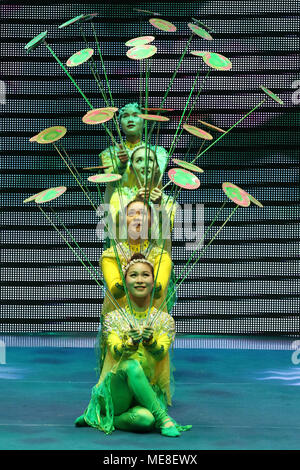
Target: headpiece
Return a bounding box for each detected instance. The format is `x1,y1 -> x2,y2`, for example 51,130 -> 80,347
123,257 -> 154,276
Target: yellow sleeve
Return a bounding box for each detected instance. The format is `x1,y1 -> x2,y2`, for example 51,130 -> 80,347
153,251 -> 171,297
101,256 -> 124,298
106,331 -> 124,360
100,147 -> 127,175
144,332 -> 172,361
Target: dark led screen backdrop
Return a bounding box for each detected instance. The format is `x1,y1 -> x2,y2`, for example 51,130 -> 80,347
1,1 -> 299,334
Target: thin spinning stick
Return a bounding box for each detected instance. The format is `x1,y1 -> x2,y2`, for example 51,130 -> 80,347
150,204 -> 239,325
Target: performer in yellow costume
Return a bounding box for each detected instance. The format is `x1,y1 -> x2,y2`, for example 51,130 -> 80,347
75,254 -> 192,437
101,197 -> 173,316
99,102 -> 169,204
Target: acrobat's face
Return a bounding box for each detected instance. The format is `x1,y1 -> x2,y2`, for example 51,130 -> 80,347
131,147 -> 158,183
125,262 -> 154,299
120,105 -> 143,137
126,201 -> 150,241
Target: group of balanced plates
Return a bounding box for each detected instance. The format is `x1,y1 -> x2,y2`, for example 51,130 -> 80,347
24,10 -> 285,208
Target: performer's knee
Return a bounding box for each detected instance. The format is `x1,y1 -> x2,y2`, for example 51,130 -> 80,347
121,359 -> 144,379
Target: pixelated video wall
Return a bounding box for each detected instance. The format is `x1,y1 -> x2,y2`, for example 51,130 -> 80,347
1,1 -> 299,334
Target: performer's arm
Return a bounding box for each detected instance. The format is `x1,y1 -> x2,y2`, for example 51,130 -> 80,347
153,251 -> 172,298
101,256 -> 124,298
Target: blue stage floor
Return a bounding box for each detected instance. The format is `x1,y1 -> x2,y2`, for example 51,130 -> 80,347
0,335 -> 299,450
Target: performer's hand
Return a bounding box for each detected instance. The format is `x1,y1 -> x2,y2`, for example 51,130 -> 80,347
128,328 -> 142,345
117,144 -> 129,164
137,186 -> 150,199
150,188 -> 162,204
142,326 -> 154,344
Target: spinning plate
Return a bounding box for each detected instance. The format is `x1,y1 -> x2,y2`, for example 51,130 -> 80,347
88,174 -> 122,183
138,114 -> 169,122
190,51 -> 207,57
35,126 -> 67,144
23,189 -> 49,203
260,85 -> 284,105
183,124 -> 213,140
222,182 -> 250,207
58,15 -> 84,29
198,120 -> 226,133
81,13 -> 99,22
125,36 -> 155,47
201,52 -> 232,70
134,9 -> 161,16
66,49 -> 94,67
82,108 -> 114,125
25,31 -> 47,53
126,45 -> 157,60
85,107 -> 118,115
35,186 -> 67,204
172,159 -> 204,173
246,193 -> 264,208
191,18 -> 214,32
187,23 -> 213,40
168,168 -> 200,190
149,18 -> 176,32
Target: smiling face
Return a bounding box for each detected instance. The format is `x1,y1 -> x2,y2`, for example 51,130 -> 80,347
131,147 -> 158,183
120,105 -> 144,138
126,201 -> 150,241
125,262 -> 154,300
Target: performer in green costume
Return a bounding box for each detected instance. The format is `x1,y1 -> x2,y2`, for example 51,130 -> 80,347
75,254 -> 192,437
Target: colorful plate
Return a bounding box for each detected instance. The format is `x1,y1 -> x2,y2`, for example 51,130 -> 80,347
66,49 -> 94,67
23,189 -> 49,204
35,186 -> 67,204
88,174 -> 122,183
35,126 -> 67,144
190,50 -> 207,57
198,120 -> 226,133
81,13 -> 99,22
187,23 -> 213,40
86,107 -> 118,115
202,52 -> 232,71
25,31 -> 47,53
133,9 -> 161,16
125,36 -> 155,47
126,44 -> 157,60
222,182 -> 250,207
247,193 -> 264,208
138,114 -> 169,122
191,18 -> 214,33
172,159 -> 204,173
168,168 -> 200,190
82,108 -> 114,125
260,85 -> 284,105
58,15 -> 84,29
149,18 -> 176,32
183,124 -> 213,140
